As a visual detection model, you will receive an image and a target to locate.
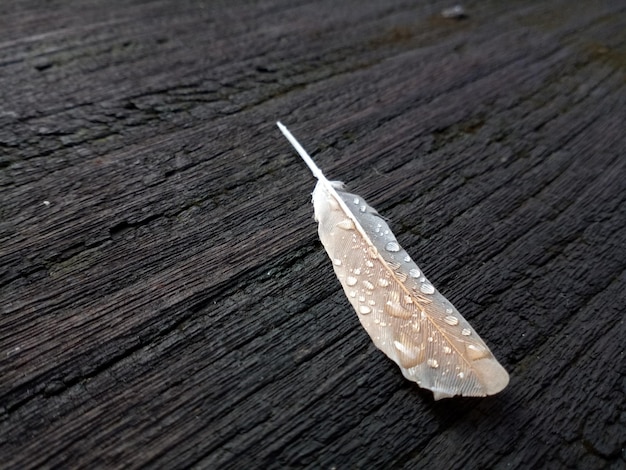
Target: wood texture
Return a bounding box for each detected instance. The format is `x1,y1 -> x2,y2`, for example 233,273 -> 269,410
1,1 -> 624,468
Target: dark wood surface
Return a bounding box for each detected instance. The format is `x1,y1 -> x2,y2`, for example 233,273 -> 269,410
1,1 -> 625,468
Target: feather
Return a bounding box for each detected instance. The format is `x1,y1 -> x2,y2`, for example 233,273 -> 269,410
277,122 -> 509,400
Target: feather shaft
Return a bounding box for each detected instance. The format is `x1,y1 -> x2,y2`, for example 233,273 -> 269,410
277,122 -> 361,233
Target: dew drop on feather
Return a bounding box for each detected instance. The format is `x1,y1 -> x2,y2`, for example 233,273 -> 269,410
346,276 -> 357,286
337,219 -> 355,230
409,268 -> 421,278
385,300 -> 412,319
420,283 -> 435,294
393,340 -> 410,354
385,241 -> 400,252
444,315 -> 459,326
394,339 -> 425,368
467,344 -> 489,360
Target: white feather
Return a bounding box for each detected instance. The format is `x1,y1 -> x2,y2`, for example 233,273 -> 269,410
277,122 -> 509,400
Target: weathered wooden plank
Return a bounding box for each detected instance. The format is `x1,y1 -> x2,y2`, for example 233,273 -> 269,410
1,0 -> 624,468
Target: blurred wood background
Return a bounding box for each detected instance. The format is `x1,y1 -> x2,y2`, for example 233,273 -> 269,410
1,0 -> 624,468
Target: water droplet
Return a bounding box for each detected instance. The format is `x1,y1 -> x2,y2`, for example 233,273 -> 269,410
394,339 -> 425,368
385,241 -> 400,252
359,205 -> 366,213
379,321 -> 387,327
353,268 -> 361,275
409,268 -> 421,278
333,258 -> 342,266
403,295 -> 413,304
365,260 -> 374,268
385,301 -> 412,319
349,291 -> 357,298
427,358 -> 439,368
444,315 -> 459,326
461,328 -> 471,336
358,295 -> 366,302
363,280 -> 374,290
404,255 -> 411,263
346,276 -> 357,286
427,336 -> 434,342
367,299 -> 376,306
466,344 -> 489,360
445,307 -> 453,314
359,305 -> 371,314
420,283 -> 435,294
337,219 -> 355,230
458,372 -> 465,379
353,197 -> 360,205
393,340 -> 410,354
443,346 -> 452,354
378,278 -> 389,287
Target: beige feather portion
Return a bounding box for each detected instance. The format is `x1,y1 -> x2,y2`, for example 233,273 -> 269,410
277,122 -> 509,400
312,180 -> 509,399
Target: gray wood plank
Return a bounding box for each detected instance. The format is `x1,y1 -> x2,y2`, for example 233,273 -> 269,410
1,0 -> 624,468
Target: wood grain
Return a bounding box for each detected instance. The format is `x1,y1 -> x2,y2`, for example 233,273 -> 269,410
1,0 -> 624,468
